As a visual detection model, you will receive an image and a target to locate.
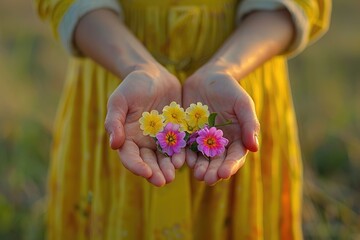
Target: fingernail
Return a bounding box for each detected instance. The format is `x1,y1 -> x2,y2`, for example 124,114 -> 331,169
254,134 -> 259,147
109,134 -> 113,146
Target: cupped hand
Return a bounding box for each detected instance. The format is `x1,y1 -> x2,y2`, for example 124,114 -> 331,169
105,64 -> 185,187
183,63 -> 260,185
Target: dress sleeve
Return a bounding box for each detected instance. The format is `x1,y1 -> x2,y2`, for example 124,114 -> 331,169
236,0 -> 331,57
35,0 -> 122,56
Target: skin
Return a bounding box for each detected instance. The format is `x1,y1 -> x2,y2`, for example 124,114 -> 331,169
74,8 -> 294,186
183,10 -> 295,185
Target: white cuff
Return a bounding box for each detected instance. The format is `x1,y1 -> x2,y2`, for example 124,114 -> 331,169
236,0 -> 309,57
58,0 -> 122,56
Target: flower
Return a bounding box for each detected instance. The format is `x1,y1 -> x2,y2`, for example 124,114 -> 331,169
156,123 -> 186,156
196,126 -> 229,158
181,122 -> 197,134
162,101 -> 186,126
185,102 -> 210,131
139,102 -> 231,158
139,110 -> 164,137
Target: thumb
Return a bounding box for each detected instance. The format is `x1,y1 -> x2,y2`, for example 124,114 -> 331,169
104,93 -> 127,149
234,92 -> 260,152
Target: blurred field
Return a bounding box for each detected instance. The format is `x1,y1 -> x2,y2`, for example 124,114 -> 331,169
289,1 -> 360,238
0,0 -> 359,239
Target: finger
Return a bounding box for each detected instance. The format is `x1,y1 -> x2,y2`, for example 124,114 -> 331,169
234,89 -> 260,152
105,92 -> 128,149
218,140 -> 248,179
140,148 -> 166,187
204,152 -> 226,186
118,140 -> 152,178
157,152 -> 175,183
185,148 -> 198,168
193,155 -> 210,181
171,148 -> 186,169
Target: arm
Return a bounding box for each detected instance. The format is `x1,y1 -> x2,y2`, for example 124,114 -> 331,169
205,9 -> 294,83
74,9 -> 184,187
74,9 -> 157,79
183,9 -> 295,185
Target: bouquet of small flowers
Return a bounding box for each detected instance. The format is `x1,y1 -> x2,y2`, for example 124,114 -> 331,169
139,101 -> 230,159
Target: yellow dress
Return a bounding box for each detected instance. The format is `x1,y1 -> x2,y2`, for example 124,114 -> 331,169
35,0 -> 330,239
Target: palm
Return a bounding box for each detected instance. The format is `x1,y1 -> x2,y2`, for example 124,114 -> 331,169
105,69 -> 184,186
183,71 -> 259,185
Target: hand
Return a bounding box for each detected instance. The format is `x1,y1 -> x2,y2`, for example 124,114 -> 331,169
105,64 -> 185,187
183,63 -> 260,185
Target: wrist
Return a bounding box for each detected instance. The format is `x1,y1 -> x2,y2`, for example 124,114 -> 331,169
199,57 -> 240,80
113,49 -> 162,79
119,60 -> 178,88
184,58 -> 238,90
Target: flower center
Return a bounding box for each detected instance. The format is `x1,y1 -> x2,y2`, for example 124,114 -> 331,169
166,132 -> 177,146
149,121 -> 156,127
171,113 -> 177,118
195,112 -> 201,119
206,137 -> 215,147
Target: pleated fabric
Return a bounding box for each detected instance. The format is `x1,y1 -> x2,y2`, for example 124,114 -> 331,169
37,0 -> 331,239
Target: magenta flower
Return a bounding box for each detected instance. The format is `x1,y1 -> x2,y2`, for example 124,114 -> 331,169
196,127 -> 229,158
156,122 -> 186,156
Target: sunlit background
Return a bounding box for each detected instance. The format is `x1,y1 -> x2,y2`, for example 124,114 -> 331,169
0,0 -> 359,239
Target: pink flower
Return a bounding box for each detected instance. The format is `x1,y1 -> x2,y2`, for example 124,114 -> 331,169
196,127 -> 229,158
156,122 -> 186,156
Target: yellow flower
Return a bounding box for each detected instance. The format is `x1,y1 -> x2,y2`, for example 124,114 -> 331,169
185,102 -> 210,130
181,121 -> 197,134
162,101 -> 186,125
139,110 -> 164,137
